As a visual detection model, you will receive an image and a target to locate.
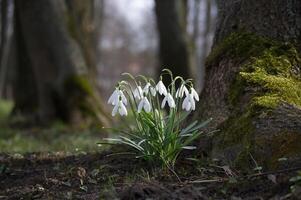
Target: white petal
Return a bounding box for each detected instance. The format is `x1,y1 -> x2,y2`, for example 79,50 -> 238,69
161,96 -> 167,108
175,89 -> 179,98
108,89 -> 118,105
189,94 -> 195,110
182,96 -> 189,110
134,86 -> 143,99
143,83 -> 151,94
191,88 -> 199,101
185,102 -> 192,111
143,98 -> 151,112
112,104 -> 118,116
156,81 -> 167,96
183,86 -> 189,96
167,93 -> 175,108
137,99 -> 144,113
161,85 -> 167,96
119,102 -> 128,116
119,91 -> 127,105
178,85 -> 185,98
150,87 -> 156,96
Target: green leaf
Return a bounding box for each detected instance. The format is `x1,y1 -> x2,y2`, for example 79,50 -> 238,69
180,120 -> 198,135
182,146 -> 197,150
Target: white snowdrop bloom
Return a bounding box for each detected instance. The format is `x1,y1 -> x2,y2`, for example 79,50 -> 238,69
133,86 -> 143,99
190,87 -> 199,101
161,93 -> 176,108
150,86 -> 156,96
143,83 -> 151,94
119,90 -> 127,105
108,88 -> 127,106
155,80 -> 167,96
112,100 -> 128,116
108,88 -> 119,105
182,93 -> 196,111
138,97 -> 151,113
175,84 -> 189,98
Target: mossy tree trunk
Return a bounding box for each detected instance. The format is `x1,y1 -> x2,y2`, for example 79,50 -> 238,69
12,0 -> 109,126
154,0 -> 194,83
196,0 -> 301,169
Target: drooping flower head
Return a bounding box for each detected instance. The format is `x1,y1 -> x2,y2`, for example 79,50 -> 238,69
161,92 -> 175,108
112,98 -> 128,116
108,87 -> 127,106
155,79 -> 167,96
150,86 -> 156,96
182,86 -> 199,111
175,83 -> 189,98
190,87 -> 199,102
133,86 -> 143,99
182,93 -> 196,111
138,96 -> 152,113
142,83 -> 151,94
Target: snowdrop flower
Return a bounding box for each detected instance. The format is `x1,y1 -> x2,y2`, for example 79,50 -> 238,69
155,80 -> 167,96
161,92 -> 175,108
182,93 -> 196,111
175,84 -> 189,98
138,96 -> 152,113
133,86 -> 143,99
143,83 -> 151,94
150,86 -> 156,96
190,87 -> 199,101
112,99 -> 128,116
108,88 -> 127,106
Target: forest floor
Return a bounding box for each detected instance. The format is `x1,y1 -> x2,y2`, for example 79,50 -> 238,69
1,150 -> 301,200
1,101 -> 301,199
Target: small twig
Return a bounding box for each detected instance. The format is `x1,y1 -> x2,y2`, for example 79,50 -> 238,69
244,166 -> 301,179
188,166 -> 301,184
189,178 -> 227,183
105,152 -> 136,157
166,164 -> 182,183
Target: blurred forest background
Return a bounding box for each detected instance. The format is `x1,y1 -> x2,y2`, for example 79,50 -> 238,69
0,0 -> 216,152
1,0 -> 301,198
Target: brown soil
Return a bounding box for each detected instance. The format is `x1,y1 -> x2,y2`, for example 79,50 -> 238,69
0,151 -> 300,199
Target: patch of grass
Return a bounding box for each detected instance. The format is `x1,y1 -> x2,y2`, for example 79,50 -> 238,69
0,99 -> 13,120
0,126 -> 105,153
0,99 -> 107,153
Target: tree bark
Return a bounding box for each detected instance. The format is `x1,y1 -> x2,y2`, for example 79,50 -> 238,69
154,0 -> 193,83
196,0 -> 301,169
12,0 -> 109,126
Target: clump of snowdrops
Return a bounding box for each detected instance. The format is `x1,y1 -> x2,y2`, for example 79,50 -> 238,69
103,69 -> 211,170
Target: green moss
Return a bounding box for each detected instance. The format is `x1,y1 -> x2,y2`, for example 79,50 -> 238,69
221,111 -> 253,146
213,31 -> 301,169
240,48 -> 301,109
63,75 -> 98,119
218,110 -> 255,169
223,32 -> 301,109
206,32 -> 276,66
64,75 -> 94,97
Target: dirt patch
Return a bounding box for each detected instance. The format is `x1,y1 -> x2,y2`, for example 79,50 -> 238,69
0,151 -> 300,199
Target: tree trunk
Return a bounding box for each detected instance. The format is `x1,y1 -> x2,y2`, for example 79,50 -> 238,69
12,0 -> 109,126
196,0 -> 301,169
154,0 -> 193,83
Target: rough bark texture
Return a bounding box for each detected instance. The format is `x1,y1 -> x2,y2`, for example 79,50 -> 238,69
12,0 -> 109,126
196,0 -> 301,169
213,0 -> 301,48
155,0 -> 193,83
65,0 -> 96,74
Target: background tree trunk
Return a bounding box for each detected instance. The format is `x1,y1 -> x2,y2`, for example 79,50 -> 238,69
196,0 -> 301,169
12,0 -> 109,126
154,0 -> 193,83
